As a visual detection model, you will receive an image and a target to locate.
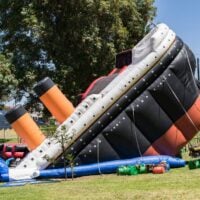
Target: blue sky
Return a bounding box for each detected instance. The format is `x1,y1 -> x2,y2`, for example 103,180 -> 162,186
154,0 -> 200,57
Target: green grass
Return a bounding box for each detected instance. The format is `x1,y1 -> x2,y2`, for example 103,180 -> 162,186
0,129 -> 19,143
1,167 -> 200,200
0,126 -> 57,143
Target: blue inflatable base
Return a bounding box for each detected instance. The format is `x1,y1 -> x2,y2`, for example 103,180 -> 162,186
0,158 -> 8,174
0,156 -> 186,182
39,155 -> 185,179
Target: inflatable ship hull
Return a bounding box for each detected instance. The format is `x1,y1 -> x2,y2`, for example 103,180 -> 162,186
2,23 -> 200,181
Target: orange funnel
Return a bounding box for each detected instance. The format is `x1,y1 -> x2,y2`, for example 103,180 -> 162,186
5,106 -> 45,151
34,77 -> 74,123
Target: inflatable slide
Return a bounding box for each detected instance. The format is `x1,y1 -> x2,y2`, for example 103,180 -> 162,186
1,23 -> 200,181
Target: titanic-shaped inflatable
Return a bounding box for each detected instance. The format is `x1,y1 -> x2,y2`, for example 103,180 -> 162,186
2,23 -> 200,181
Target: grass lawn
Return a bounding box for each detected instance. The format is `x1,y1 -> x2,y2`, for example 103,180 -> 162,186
1,166 -> 200,200
0,129 -> 19,143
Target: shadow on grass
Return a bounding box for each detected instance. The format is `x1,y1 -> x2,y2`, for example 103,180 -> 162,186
0,138 -> 12,143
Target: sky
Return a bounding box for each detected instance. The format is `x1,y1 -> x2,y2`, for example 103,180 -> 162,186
154,0 -> 200,58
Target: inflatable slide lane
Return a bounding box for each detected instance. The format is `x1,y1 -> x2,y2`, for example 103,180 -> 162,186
1,23 -> 200,181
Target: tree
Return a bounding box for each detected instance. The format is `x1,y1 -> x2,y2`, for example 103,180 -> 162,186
0,54 -> 18,109
0,0 -> 156,112
43,124 -> 75,180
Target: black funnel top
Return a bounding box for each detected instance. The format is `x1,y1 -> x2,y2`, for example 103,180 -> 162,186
34,77 -> 55,97
5,105 -> 27,124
